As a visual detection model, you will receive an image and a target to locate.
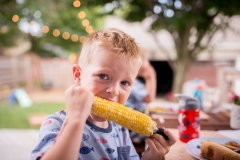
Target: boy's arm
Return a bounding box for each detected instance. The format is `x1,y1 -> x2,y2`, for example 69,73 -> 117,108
40,117 -> 85,160
40,85 -> 94,160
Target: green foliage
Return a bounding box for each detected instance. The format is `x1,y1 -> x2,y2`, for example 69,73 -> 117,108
0,100 -> 65,129
86,0 -> 240,59
235,99 -> 240,106
89,0 -> 240,94
231,93 -> 240,106
0,0 -> 23,47
1,0 -> 240,98
1,0 -> 240,57
0,0 -> 106,56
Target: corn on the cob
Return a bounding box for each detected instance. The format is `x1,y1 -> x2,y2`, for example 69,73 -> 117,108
92,96 -> 157,136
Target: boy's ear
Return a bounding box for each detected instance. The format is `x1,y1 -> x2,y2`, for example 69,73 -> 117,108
72,64 -> 81,85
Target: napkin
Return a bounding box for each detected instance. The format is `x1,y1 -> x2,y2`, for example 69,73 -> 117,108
217,130 -> 240,140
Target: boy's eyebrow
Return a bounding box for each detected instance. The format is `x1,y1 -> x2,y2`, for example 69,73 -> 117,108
93,68 -> 112,73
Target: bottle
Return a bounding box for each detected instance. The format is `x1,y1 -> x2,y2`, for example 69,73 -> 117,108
175,94 -> 200,143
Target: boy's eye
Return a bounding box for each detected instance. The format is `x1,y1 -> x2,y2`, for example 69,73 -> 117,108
121,81 -> 129,86
99,74 -> 107,80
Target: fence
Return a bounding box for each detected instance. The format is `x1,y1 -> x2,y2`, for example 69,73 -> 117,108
40,57 -> 73,89
0,56 -> 30,87
0,55 -> 73,99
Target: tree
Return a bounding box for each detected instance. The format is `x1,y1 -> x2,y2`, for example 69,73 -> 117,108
90,0 -> 240,95
0,0 -> 25,52
1,0 -> 240,95
0,0 -> 105,57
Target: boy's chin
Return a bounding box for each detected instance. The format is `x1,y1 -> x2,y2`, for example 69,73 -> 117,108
89,113 -> 106,122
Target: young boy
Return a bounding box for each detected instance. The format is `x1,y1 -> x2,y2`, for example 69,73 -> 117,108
31,28 -> 176,160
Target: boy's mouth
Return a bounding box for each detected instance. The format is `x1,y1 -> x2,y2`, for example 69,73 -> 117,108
105,98 -> 115,102
101,97 -> 118,103
96,95 -> 119,103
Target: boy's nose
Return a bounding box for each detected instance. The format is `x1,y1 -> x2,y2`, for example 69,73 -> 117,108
106,85 -> 119,96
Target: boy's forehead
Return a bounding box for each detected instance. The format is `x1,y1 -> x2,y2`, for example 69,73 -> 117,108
92,47 -> 141,63
92,48 -> 138,63
90,49 -> 140,73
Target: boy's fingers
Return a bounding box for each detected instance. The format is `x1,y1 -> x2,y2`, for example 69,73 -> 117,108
145,138 -> 161,153
148,136 -> 163,149
163,129 -> 177,146
150,134 -> 169,148
145,137 -> 168,156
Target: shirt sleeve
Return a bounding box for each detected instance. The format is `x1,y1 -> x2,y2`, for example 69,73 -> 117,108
30,111 -> 65,160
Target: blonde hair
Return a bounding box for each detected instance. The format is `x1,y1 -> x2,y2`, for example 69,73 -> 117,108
79,28 -> 141,68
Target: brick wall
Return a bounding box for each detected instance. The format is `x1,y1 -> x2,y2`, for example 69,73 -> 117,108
185,61 -> 217,87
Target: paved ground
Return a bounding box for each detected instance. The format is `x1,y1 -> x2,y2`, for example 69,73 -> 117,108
0,89 -> 65,160
0,129 -> 39,160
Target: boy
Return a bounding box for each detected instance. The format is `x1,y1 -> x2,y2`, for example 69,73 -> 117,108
31,28 -> 176,160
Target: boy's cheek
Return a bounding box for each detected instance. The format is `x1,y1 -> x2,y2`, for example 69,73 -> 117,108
120,93 -> 131,104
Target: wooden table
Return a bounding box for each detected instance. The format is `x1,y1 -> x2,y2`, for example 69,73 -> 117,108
164,129 -> 225,160
150,109 -> 231,131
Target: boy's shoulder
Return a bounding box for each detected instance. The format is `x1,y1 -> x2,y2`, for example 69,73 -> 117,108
46,110 -> 66,120
40,110 -> 66,127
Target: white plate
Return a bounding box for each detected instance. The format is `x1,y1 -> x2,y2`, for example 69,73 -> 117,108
186,137 -> 240,160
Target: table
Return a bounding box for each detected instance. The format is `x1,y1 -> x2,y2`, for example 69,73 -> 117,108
164,129 -> 225,160
150,109 -> 232,131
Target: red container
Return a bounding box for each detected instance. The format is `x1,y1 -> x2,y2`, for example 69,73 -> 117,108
175,94 -> 200,143
178,109 -> 200,143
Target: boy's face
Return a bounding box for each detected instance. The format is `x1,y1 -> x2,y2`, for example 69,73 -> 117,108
76,49 -> 140,105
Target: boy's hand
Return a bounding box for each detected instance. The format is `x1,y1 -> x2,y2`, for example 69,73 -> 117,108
65,84 -> 94,121
141,128 -> 176,160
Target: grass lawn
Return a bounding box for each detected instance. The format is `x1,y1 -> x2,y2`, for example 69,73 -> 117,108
0,100 -> 65,129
